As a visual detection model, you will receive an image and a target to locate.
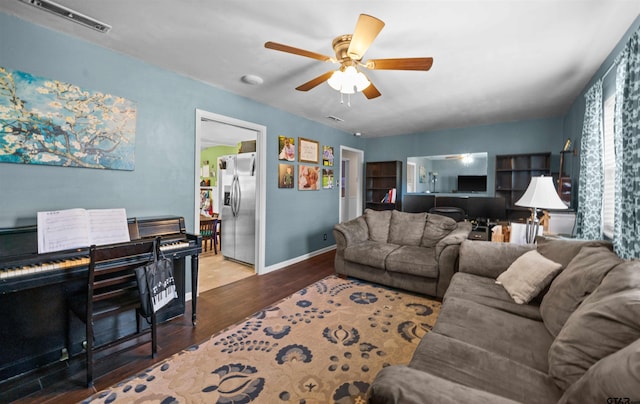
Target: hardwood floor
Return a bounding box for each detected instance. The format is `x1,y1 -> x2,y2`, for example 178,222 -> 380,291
10,250 -> 336,404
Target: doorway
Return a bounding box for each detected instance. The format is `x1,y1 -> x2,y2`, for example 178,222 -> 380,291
339,146 -> 364,223
194,109 -> 267,293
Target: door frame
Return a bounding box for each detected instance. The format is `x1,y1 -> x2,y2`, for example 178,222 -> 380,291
339,146 -> 364,223
407,162 -> 417,193
194,109 -> 266,276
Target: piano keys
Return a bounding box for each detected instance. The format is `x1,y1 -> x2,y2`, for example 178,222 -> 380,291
0,215 -> 201,391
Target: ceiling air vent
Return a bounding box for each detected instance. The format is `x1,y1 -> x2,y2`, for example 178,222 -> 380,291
18,0 -> 111,33
325,115 -> 344,122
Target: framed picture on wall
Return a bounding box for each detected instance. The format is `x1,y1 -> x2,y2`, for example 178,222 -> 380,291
278,163 -> 295,188
322,146 -> 334,166
322,169 -> 334,189
298,137 -> 319,164
278,136 -> 295,161
299,165 -> 320,190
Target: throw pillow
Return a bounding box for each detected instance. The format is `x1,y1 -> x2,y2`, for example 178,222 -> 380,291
388,211 -> 427,246
364,209 -> 392,243
495,250 -> 563,304
558,337 -> 640,404
548,260 -> 640,391
540,246 -> 623,337
421,213 -> 457,247
535,235 -> 612,268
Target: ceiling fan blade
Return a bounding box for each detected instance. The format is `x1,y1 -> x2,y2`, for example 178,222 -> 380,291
366,57 -> 434,71
347,14 -> 385,60
362,81 -> 381,99
265,41 -> 332,62
295,71 -> 335,91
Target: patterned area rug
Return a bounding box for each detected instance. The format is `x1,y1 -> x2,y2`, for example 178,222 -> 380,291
85,275 -> 440,403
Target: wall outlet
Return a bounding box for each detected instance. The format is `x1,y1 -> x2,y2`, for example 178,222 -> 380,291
323,233 -> 327,240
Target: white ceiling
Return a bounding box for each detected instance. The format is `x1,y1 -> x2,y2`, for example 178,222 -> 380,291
2,1 -> 639,138
200,119 -> 257,149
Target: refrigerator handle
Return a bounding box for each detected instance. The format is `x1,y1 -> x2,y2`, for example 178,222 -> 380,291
232,175 -> 241,217
230,175 -> 237,216
250,156 -> 256,177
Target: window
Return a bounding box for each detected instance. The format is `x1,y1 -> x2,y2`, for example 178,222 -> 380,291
602,94 -> 616,238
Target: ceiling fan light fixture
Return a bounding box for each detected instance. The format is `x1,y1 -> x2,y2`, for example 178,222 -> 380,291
327,66 -> 370,94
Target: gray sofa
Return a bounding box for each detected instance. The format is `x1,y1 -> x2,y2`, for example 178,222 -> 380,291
333,209 -> 472,298
368,237 -> 640,404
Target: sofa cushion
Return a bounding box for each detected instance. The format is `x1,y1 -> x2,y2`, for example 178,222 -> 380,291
540,246 -> 623,337
408,332 -> 562,404
388,210 -> 427,246
369,364 -> 523,404
421,213 -> 457,247
343,240 -> 400,270
432,296 -> 554,372
495,250 -> 563,304
364,209 -> 392,243
535,235 -> 613,268
446,273 -> 542,320
548,260 -> 640,391
385,245 -> 438,278
458,240 -> 536,278
558,337 -> 640,404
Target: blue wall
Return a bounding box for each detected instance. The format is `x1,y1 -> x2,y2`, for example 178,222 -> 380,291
364,117 -> 564,197
0,13 -> 362,267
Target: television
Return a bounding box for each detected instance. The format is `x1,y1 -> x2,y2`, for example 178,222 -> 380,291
466,197 -> 507,221
457,175 -> 487,193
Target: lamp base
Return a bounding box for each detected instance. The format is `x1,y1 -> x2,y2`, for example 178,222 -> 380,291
525,208 -> 539,244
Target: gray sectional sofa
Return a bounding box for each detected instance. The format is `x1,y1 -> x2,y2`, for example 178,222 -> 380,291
333,209 -> 472,298
368,237 -> 640,404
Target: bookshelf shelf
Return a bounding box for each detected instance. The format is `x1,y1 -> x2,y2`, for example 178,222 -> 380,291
495,153 -> 551,220
365,161 -> 402,211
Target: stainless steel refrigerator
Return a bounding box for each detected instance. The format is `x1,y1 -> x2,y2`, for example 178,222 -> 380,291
219,152 -> 256,265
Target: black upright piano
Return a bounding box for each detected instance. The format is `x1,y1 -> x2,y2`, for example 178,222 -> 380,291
0,216 -> 201,385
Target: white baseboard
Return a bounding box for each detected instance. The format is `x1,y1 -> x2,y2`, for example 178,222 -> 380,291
261,244 -> 336,275
186,244 -> 336,301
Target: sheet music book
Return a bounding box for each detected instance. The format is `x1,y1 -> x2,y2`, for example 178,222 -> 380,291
37,208 -> 131,253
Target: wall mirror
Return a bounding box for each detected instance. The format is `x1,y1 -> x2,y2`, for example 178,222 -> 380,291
407,152 -> 488,194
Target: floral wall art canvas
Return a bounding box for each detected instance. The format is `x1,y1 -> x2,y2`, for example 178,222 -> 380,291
0,67 -> 137,170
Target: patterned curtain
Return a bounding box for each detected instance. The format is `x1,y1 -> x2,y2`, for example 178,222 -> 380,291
613,29 -> 640,259
575,80 -> 604,239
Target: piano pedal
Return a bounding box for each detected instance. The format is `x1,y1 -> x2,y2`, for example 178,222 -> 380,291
60,348 -> 69,361
82,340 -> 88,351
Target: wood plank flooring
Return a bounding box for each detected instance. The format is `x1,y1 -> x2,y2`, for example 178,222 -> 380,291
11,250 -> 336,404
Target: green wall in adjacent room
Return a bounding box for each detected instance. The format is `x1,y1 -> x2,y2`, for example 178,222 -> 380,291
200,145 -> 238,187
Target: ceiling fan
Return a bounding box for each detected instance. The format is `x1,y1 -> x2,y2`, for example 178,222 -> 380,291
264,14 -> 433,100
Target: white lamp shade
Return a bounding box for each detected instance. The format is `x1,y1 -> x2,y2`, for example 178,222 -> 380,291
355,71 -> 371,91
515,176 -> 567,210
328,70 -> 343,91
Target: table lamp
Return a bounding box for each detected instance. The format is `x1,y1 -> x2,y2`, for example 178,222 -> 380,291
515,176 -> 567,243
